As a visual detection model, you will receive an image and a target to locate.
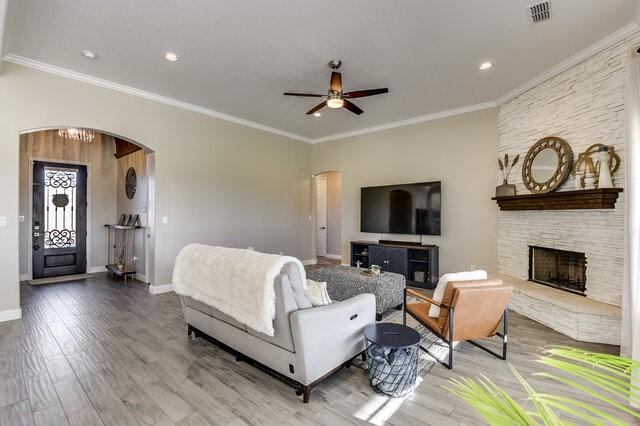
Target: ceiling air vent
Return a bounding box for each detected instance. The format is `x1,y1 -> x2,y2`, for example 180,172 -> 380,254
529,1 -> 550,23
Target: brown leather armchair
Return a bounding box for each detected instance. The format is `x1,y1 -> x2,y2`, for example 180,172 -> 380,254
403,279 -> 512,369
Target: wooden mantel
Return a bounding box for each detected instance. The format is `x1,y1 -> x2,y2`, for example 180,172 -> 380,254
492,188 -> 623,211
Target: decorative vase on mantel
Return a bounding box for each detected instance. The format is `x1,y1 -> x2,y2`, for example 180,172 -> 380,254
495,179 -> 516,197
496,153 -> 519,197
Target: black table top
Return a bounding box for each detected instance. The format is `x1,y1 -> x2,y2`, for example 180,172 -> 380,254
363,323 -> 421,348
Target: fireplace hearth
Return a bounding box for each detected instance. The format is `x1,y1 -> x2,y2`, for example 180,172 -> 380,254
529,246 -> 587,296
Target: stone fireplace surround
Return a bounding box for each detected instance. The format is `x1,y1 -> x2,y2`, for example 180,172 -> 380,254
493,35 -> 637,346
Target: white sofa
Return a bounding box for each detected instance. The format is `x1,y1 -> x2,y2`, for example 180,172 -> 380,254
180,263 -> 376,402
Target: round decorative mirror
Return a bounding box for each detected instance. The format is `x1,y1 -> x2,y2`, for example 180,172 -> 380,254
522,136 -> 573,193
125,167 -> 137,199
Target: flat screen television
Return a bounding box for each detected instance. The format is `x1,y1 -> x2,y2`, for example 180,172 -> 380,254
360,181 -> 441,236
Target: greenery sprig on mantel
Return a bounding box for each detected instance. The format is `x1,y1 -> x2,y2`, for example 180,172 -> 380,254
498,153 -> 520,184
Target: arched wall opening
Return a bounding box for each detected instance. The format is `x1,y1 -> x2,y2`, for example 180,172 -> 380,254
18,127 -> 156,285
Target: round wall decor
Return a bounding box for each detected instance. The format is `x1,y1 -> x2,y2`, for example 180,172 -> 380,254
125,167 -> 137,199
522,136 -> 573,194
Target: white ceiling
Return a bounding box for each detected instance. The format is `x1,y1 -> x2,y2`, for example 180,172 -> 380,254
2,0 -> 639,142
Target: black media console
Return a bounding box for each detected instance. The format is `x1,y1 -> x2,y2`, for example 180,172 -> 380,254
350,240 -> 439,289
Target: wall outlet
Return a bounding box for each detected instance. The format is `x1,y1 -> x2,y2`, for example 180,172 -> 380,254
0,217 -> 6,227
161,216 -> 168,224
470,264 -> 476,271
18,216 -> 25,223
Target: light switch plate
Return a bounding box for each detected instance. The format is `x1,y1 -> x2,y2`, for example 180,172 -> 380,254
0,217 -> 6,227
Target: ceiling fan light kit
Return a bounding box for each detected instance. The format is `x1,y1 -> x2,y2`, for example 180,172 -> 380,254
327,97 -> 344,109
283,59 -> 388,116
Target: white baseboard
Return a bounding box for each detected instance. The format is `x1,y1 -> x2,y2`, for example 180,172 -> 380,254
19,274 -> 30,282
324,253 -> 342,260
149,283 -> 174,294
341,263 -> 350,267
301,259 -> 317,265
0,308 -> 22,322
88,266 -> 106,273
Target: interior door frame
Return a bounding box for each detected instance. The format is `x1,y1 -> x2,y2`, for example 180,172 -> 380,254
144,152 -> 156,285
26,156 -> 92,281
315,175 -> 328,257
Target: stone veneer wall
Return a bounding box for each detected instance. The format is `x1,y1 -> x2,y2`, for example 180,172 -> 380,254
498,33 -> 640,307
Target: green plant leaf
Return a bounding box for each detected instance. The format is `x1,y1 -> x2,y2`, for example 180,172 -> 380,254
448,347 -> 640,425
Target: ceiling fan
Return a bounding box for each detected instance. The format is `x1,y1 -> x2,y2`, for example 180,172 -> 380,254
283,60 -> 389,116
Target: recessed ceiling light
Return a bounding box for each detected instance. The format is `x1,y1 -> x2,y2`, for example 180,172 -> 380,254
164,52 -> 179,62
82,50 -> 97,60
313,112 -> 322,117
479,62 -> 492,70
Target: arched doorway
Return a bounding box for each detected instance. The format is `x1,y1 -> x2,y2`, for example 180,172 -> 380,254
313,171 -> 342,265
18,127 -> 156,285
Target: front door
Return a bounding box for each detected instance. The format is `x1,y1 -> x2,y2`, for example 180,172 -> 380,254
32,161 -> 87,278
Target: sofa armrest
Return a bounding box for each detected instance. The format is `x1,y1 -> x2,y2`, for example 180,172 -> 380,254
290,293 -> 375,385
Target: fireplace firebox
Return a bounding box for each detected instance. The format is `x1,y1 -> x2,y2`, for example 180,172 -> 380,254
528,246 -> 587,296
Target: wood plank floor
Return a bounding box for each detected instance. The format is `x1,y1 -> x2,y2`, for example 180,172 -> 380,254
0,273 -> 629,425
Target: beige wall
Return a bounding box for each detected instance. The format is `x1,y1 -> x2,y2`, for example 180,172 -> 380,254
0,63 -> 312,315
311,108 -> 499,274
116,149 -> 148,280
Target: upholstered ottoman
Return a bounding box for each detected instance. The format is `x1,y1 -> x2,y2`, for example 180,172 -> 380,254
306,265 -> 405,320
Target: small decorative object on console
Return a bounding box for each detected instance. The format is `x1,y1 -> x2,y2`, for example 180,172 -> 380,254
362,265 -> 383,276
496,153 -> 519,196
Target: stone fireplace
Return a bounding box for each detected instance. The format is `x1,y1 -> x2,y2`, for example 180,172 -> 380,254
492,34 -> 638,345
529,246 -> 586,296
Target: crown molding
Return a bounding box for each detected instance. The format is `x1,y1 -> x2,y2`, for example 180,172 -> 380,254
496,22 -> 640,105
311,101 -> 498,144
2,54 -> 312,143
3,21 -> 639,144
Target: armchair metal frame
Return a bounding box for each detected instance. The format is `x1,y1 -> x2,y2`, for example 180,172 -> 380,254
403,288 -> 508,369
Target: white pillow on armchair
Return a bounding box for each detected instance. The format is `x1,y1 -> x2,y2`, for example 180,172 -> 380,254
428,270 -> 488,317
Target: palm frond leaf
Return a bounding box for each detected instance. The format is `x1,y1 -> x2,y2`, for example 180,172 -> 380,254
448,346 -> 640,425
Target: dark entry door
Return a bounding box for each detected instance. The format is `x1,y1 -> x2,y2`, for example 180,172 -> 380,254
32,161 -> 87,278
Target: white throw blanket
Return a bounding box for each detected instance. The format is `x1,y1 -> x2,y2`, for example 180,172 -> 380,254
172,244 -> 306,336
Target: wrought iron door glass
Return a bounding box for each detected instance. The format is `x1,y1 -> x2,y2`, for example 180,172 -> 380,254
44,167 -> 77,249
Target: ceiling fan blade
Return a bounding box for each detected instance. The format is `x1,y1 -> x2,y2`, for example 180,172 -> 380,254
283,92 -> 326,97
330,72 -> 342,93
343,88 -> 389,99
306,101 -> 327,115
342,99 -> 363,115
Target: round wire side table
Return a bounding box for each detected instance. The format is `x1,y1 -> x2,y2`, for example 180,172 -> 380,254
363,323 -> 421,397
